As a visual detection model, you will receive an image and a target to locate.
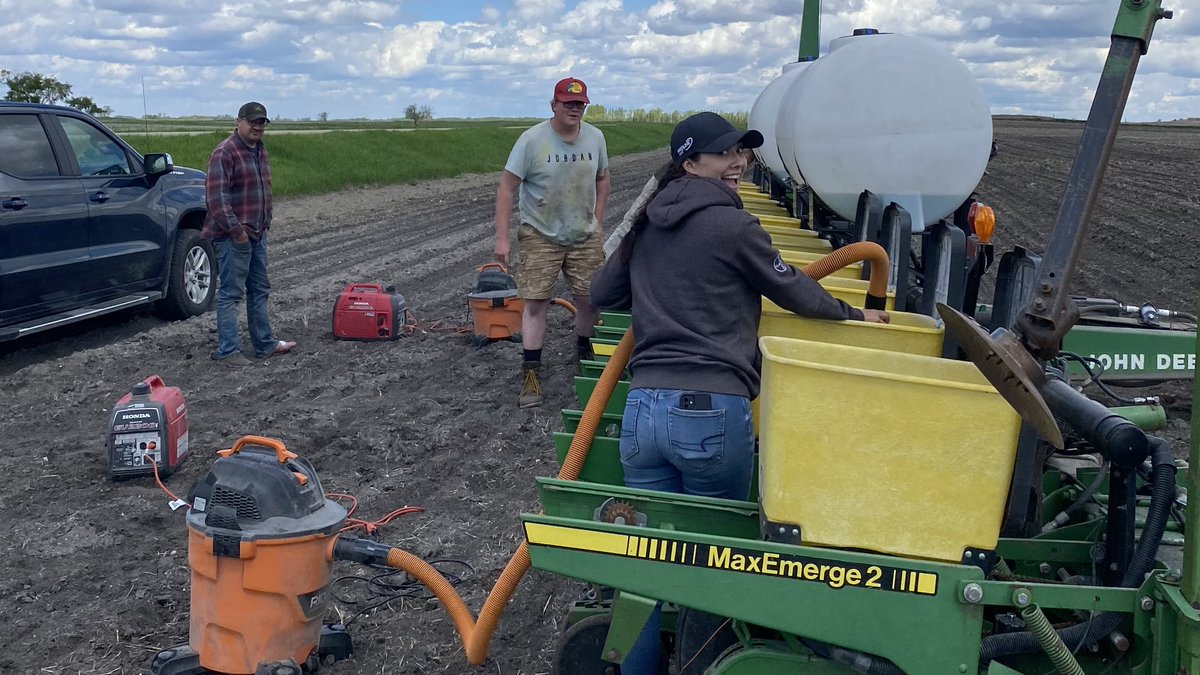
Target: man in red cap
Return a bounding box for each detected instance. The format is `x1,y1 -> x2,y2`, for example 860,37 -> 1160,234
494,78 -> 611,408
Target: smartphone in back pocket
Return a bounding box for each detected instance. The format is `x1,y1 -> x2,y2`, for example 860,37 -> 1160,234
680,392 -> 713,410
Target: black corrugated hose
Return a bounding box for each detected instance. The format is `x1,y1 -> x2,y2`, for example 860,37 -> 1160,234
979,436 -> 1175,663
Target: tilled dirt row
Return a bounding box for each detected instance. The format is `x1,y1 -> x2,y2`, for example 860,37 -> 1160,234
0,120 -> 1195,675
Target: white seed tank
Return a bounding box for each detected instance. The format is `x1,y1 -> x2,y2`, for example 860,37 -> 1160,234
769,32 -> 992,232
749,59 -> 813,183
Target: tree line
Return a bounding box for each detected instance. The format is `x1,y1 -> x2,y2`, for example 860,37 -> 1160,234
585,104 -> 748,127
1,70 -> 111,115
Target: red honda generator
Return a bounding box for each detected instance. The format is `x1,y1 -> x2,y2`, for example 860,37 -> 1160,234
107,375 -> 189,479
332,284 -> 407,341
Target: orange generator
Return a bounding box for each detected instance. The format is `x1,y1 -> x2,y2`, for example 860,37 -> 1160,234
467,263 -> 524,344
150,437 -> 352,675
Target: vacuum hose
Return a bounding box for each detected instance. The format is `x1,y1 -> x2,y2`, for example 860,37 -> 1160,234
332,242 -> 885,665
805,241 -> 890,310
552,297 -> 577,315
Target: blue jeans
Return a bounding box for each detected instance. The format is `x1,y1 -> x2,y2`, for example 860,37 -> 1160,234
214,236 -> 276,359
619,388 -> 754,500
618,387 -> 754,675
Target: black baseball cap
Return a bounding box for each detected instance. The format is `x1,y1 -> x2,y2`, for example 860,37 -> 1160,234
670,112 -> 763,166
237,101 -> 270,123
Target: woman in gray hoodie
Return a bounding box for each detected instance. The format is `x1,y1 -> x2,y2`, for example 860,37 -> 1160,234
590,111 -> 889,674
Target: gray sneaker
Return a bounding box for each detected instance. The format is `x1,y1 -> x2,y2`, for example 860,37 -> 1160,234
212,352 -> 253,366
518,362 -> 543,408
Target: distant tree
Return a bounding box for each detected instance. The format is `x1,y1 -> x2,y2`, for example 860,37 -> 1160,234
66,95 -> 112,116
404,104 -> 433,127
584,103 -> 606,121
2,70 -> 72,104
1,70 -> 112,115
318,111 -> 328,122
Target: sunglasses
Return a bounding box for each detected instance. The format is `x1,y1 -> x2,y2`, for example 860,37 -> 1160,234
557,101 -> 587,110
242,119 -> 269,128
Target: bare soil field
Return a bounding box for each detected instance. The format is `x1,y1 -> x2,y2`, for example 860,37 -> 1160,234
0,118 -> 1196,675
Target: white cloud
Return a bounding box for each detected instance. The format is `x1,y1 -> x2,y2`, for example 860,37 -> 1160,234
376,22 -> 444,77
0,0 -> 1193,121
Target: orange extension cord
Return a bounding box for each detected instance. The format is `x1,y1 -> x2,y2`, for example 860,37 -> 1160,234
373,241 -> 889,665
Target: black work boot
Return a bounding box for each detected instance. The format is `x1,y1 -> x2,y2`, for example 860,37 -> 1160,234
575,337 -> 594,362
518,361 -> 543,409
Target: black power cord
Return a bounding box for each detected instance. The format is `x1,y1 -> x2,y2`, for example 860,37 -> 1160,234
1058,351 -> 1148,406
331,558 -> 475,627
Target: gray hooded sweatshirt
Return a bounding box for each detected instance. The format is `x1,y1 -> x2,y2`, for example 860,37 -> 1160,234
590,175 -> 864,399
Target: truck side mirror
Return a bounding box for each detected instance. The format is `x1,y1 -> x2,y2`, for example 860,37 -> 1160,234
143,153 -> 174,180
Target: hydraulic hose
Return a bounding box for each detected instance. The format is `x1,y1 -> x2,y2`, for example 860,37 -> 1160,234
335,328 -> 636,665
1042,460 -> 1110,533
980,437 -> 1176,662
801,241 -> 890,309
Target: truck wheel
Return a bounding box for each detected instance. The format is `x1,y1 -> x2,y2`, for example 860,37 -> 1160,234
158,229 -> 216,319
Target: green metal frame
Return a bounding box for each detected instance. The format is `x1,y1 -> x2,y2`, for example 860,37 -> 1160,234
1062,323 -> 1195,382
1181,317 -> 1200,667
525,511 -> 989,674
525,478 -> 1179,673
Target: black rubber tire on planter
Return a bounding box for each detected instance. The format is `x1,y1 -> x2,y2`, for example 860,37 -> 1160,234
158,228 -> 216,319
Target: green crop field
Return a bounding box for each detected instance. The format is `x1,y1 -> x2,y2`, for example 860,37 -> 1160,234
115,120 -> 673,197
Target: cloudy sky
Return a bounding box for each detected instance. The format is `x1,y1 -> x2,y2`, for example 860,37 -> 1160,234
1,0 -> 1196,122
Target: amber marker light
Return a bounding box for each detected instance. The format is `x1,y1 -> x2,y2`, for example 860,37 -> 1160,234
971,204 -> 996,244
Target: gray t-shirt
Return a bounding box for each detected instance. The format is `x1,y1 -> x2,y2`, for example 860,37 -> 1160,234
504,120 -> 609,245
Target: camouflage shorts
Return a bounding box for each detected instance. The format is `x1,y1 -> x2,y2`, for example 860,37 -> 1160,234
515,224 -> 604,300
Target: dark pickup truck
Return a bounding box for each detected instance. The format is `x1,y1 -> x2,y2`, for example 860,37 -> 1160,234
0,102 -> 213,341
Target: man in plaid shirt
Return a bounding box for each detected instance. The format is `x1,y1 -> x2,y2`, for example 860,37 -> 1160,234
203,101 -> 296,365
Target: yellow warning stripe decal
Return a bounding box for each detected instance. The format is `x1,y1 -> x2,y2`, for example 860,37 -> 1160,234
526,523 -> 939,596
525,522 -> 629,555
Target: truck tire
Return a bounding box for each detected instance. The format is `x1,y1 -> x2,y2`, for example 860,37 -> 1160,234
158,228 -> 216,319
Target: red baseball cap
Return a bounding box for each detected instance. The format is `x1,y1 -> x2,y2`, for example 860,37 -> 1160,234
554,77 -> 590,104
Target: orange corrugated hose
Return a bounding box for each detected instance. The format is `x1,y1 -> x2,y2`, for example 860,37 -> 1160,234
379,329 -> 634,664
802,241 -> 890,304
552,297 -> 577,315
377,241 -> 886,665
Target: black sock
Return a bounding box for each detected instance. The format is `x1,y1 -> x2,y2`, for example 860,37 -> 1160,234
524,348 -> 542,363
576,334 -> 591,347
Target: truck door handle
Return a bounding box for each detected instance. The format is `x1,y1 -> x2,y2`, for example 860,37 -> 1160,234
89,191 -> 110,203
2,197 -> 28,210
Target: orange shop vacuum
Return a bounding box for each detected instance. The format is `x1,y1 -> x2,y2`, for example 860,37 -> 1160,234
467,262 -> 524,346
150,436 -> 353,675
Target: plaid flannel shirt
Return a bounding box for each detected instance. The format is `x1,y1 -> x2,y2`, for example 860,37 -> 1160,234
202,134 -> 273,242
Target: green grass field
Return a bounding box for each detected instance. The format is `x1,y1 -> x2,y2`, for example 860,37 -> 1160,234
119,121 -> 673,197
